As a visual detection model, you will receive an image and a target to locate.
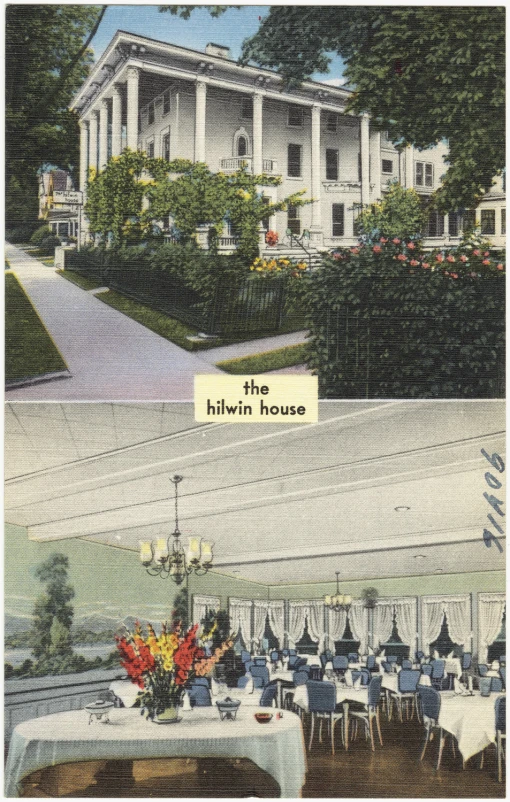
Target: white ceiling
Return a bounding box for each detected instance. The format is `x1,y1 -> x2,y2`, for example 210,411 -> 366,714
5,401 -> 505,586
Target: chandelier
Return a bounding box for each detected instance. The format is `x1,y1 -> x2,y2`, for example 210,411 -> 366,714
139,475 -> 213,585
324,572 -> 353,613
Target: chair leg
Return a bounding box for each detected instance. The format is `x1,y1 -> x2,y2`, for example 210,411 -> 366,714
437,729 -> 445,770
376,708 -> 383,746
330,714 -> 335,756
497,732 -> 502,783
369,713 -> 375,751
420,725 -> 430,762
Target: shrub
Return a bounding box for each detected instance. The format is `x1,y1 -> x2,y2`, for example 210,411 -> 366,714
355,181 -> 427,244
30,224 -> 53,245
6,222 -> 40,243
38,234 -> 61,255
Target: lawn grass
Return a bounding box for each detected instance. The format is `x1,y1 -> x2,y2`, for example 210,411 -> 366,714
57,269 -> 103,291
5,272 -> 68,381
216,342 -> 309,374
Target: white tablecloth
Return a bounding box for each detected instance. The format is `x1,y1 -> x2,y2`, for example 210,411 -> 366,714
444,658 -> 462,678
5,706 -> 306,798
382,673 -> 430,692
438,691 -> 501,761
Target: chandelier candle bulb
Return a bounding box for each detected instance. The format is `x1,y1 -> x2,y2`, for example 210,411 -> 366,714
325,595 -> 332,606
187,537 -> 201,563
201,541 -> 213,564
154,538 -> 169,563
140,541 -> 152,565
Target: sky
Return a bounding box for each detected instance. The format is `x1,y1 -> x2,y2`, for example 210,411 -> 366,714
89,5 -> 346,85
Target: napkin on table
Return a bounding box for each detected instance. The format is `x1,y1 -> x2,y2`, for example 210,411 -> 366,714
353,676 -> 361,690
181,691 -> 192,711
344,669 -> 353,687
245,676 -> 254,694
454,678 -> 465,694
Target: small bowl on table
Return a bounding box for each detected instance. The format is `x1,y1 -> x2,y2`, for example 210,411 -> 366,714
85,699 -> 114,724
254,712 -> 273,724
216,697 -> 241,721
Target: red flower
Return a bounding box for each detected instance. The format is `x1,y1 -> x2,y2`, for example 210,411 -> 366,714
380,237 -> 388,243
482,259 -> 491,265
397,253 -> 407,261
435,254 -> 444,263
473,249 -> 481,256
350,247 -> 360,254
410,259 -> 419,267
422,263 -> 430,269
407,242 -> 415,249
497,263 -> 504,270
446,255 -> 455,263
459,255 -> 468,262
372,245 -> 382,254
450,273 -> 459,279
484,251 -> 490,256
392,238 -> 401,245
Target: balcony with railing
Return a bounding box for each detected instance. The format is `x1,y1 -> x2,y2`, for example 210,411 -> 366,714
219,157 -> 279,175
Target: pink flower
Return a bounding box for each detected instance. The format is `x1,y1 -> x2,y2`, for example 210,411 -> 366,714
422,262 -> 430,269
333,253 -> 342,260
484,251 -> 490,256
392,238 -> 401,245
435,254 -> 444,263
446,255 -> 455,263
473,249 -> 481,256
482,259 -> 491,265
450,273 -> 458,279
497,263 -> 504,270
410,259 -> 420,267
407,242 -> 415,250
380,237 -> 388,243
397,253 -> 407,261
372,245 -> 382,254
351,247 -> 360,254
459,255 -> 468,262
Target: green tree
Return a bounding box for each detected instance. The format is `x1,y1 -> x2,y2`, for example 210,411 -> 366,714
236,6 -> 504,213
6,5 -> 105,227
355,182 -> 426,243
30,553 -> 75,661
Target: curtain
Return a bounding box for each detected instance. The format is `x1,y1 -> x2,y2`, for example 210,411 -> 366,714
268,601 -> 285,648
479,593 -> 506,663
445,596 -> 471,649
372,601 -> 394,648
348,601 -> 367,655
327,608 -> 347,649
288,602 -> 308,648
307,600 -> 326,651
421,599 -> 446,651
393,597 -> 418,649
192,595 -> 220,626
252,601 -> 269,650
229,598 -> 252,648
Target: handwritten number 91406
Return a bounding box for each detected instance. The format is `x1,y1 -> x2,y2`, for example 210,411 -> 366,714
481,448 -> 504,553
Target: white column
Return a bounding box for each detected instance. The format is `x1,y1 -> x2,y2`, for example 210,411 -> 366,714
360,114 -> 370,206
405,144 -> 414,189
194,80 -> 206,163
99,99 -> 109,169
126,66 -> 139,150
79,120 -> 88,191
310,104 -> 323,244
253,92 -> 263,174
88,111 -> 99,173
111,84 -> 122,157
369,130 -> 382,202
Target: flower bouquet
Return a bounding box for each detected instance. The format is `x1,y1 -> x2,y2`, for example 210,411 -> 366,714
116,620 -> 232,722
265,230 -> 279,247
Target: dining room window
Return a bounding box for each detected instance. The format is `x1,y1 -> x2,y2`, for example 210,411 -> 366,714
263,614 -> 280,650
295,616 -> 318,655
429,614 -> 461,657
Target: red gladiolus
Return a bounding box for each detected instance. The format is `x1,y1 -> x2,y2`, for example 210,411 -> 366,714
397,254 -> 407,261
446,255 -> 455,263
460,255 -> 468,262
392,238 -> 400,244
473,249 -> 481,256
435,254 -> 444,263
482,259 -> 491,265
372,245 -> 382,253
497,263 -> 504,270
407,242 -> 415,249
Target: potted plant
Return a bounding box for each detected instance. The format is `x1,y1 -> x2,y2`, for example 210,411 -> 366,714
116,620 -> 232,723
361,587 -> 379,609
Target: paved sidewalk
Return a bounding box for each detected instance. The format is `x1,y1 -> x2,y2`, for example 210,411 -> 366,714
5,243 -> 220,401
198,330 -> 309,365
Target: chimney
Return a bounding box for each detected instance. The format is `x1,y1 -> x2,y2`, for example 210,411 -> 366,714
205,43 -> 231,60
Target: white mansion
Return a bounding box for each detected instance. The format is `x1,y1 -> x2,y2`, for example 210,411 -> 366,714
71,30 -> 505,251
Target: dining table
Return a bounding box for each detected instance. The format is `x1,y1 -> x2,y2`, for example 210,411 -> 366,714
438,690 -> 503,762
4,705 -> 307,798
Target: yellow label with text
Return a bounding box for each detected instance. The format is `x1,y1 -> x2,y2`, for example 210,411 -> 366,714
194,374 -> 318,423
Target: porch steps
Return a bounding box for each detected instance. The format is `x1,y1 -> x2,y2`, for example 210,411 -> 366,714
260,246 -> 325,270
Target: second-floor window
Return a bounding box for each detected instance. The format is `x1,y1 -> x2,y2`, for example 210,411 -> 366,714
148,103 -> 155,126
241,98 -> 253,119
288,105 -> 304,127
382,159 -> 393,174
481,209 -> 496,235
237,135 -> 248,157
326,113 -> 337,132
326,149 -> 339,181
288,143 -> 302,177
163,91 -> 170,116
416,161 -> 433,187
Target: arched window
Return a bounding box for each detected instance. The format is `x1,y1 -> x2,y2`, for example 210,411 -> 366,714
233,127 -> 251,158
237,136 -> 248,157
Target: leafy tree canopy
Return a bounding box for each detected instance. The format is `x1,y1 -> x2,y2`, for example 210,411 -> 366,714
6,5 -> 105,224
31,553 -> 75,661
239,7 -> 504,212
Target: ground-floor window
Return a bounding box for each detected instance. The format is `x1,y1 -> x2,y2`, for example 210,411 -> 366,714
287,203 -> 300,236
427,210 -> 445,237
332,203 -> 345,237
462,209 -> 477,231
481,209 -> 496,235
448,212 -> 461,237
162,132 -> 170,162
501,208 -> 506,235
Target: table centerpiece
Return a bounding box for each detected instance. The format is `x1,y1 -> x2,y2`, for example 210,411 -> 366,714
116,620 -> 232,723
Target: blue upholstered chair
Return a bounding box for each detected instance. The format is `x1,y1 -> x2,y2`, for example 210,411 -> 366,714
418,686 -> 442,767
237,675 -> 250,690
401,659 -> 413,670
348,652 -> 359,663
415,650 -> 425,662
387,655 -> 398,665
421,663 -> 433,677
332,655 -> 348,675
293,670 -> 309,686
188,683 -> 212,707
381,661 -> 392,673
491,676 -> 504,693
500,666 -> 506,689
496,696 -> 506,782
253,657 -> 267,666
366,655 -> 377,671
306,680 -> 344,754
250,665 -> 270,688
259,682 -> 278,707
478,664 -> 489,677
241,650 -> 251,665
270,650 -> 279,668
349,675 -> 383,751
389,669 -> 421,722
461,652 -> 472,671
352,669 -> 371,686
431,659 -> 445,690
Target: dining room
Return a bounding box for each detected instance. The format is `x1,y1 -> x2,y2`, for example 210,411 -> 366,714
4,399 -> 506,797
